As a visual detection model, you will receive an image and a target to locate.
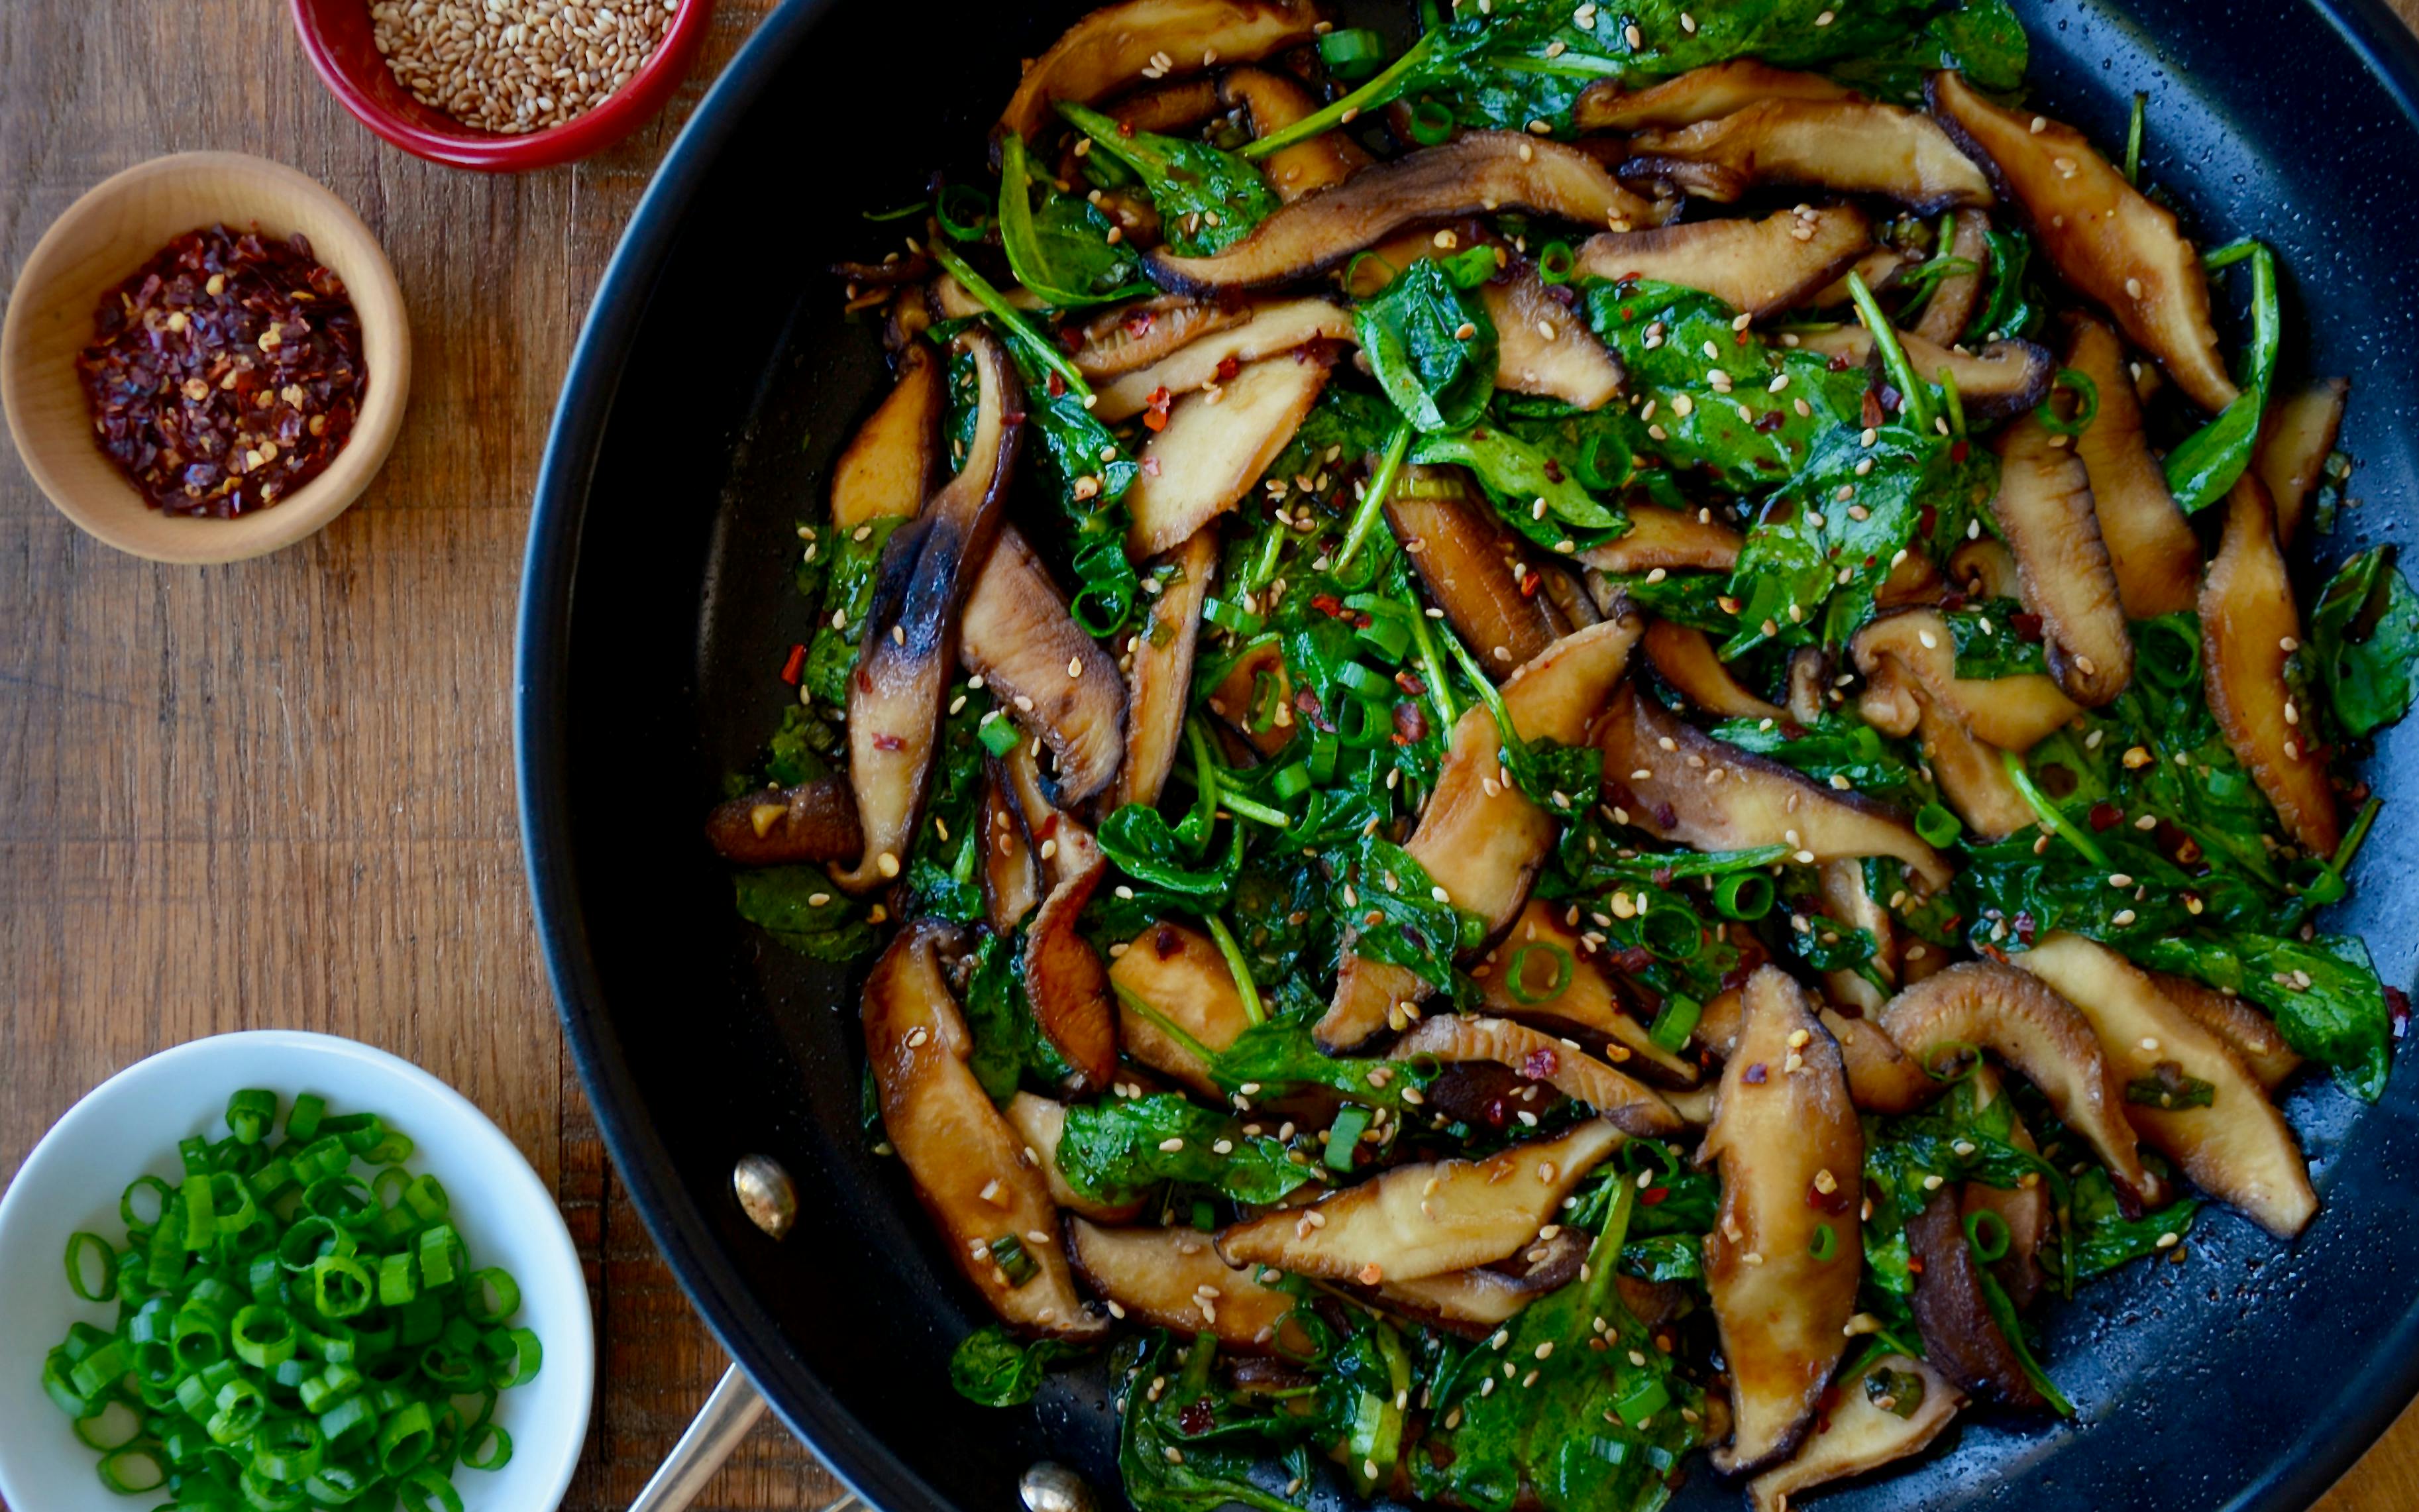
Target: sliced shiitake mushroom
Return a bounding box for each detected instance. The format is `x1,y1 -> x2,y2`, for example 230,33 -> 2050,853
1128,350 -> 1334,555
1108,918 -> 1255,1095
1094,299 -> 1354,419
1644,619 -> 1784,720
1816,858 -> 1897,1016
961,525 -> 1128,807
1961,1066 -> 2051,1308
1205,637 -> 1297,757
1217,1119 -> 1623,1282
838,329 -> 1023,892
2145,969 -> 2303,1092
1887,667 -> 2039,841
1222,66 -> 1370,203
1849,606 -> 2080,752
1067,1218 -> 1315,1355
2257,378 -> 2351,549
1479,899 -> 1699,1085
1144,133 -> 1670,294
2061,314 -> 2200,618
1876,960 -> 2165,1207
1575,205 -> 1872,321
1005,1093 -> 1144,1223
1375,1229 -> 1586,1333
1389,468 -> 1562,670
1910,207 -> 1991,347
706,776 -> 863,865
1481,264 -> 1626,409
1318,615 -> 1644,1051
2016,932 -> 2316,1238
1573,59 -> 1855,133
1024,847 -> 1119,1094
1821,1005 -> 1935,1113
1579,506 -> 1743,575
832,342 -> 942,531
980,764 -> 1043,932
1792,325 -> 2053,420
1104,76 -> 1223,133
1947,537 -> 2019,600
863,920 -> 1105,1337
1929,71 -> 2235,414
996,0 -> 1320,145
1597,682 -> 1953,891
1070,297 -> 1256,380
1808,244 -> 1915,309
2202,476 -> 2340,856
1905,1184 -> 2041,1409
1389,1014 -> 1682,1135
1703,967 -> 1862,1475
1748,1352 -> 1962,1512
1113,529 -> 1220,810
1986,411 -> 2133,706
1623,99 -> 1992,212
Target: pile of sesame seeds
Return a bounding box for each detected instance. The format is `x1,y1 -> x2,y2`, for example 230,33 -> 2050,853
368,0 -> 677,136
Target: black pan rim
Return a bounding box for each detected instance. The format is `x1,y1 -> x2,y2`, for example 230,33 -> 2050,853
515,4 -> 2419,1510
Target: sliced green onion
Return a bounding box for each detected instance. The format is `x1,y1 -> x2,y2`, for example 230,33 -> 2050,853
1914,802 -> 1964,849
2123,90 -> 2148,184
1809,1222 -> 1839,1262
285,1093 -> 327,1145
72,1395 -> 144,1451
1639,904 -> 1701,961
1965,1209 -> 2012,1264
121,1175 -> 174,1234
1315,26 -> 1387,77
66,1231 -> 115,1301
1355,614 -> 1413,663
1504,943 -> 1574,1006
1647,994 -> 1702,1053
399,1468 -> 468,1512
1201,596 -> 1265,636
1333,659 -> 1397,699
227,1089 -> 279,1146
313,1255 -> 376,1320
1535,240 -> 1576,286
1612,1377 -> 1669,1427
1711,871 -> 1774,920
1268,761 -> 1315,802
459,1419 -> 513,1472
378,1400 -> 435,1476
96,1443 -> 168,1493
480,1327 -> 543,1389
1324,1107 -> 1373,1171
2035,367 -> 2100,437
1336,696 -> 1393,750
978,712 -> 1022,757
988,1234 -> 1039,1287
2137,617 -> 2200,691
932,181 -> 993,243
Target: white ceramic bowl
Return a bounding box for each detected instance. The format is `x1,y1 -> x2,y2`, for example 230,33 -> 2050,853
0,1031 -> 592,1510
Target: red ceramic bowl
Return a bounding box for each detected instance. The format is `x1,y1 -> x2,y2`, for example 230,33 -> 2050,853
289,0 -> 717,172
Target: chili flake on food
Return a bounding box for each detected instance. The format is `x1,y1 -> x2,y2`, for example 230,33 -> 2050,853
76,225 -> 365,518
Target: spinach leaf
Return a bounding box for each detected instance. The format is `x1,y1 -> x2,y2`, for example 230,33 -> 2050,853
760,704 -> 837,788
2306,545 -> 2419,741
1116,1335 -> 1315,1512
1964,226 -> 2050,345
1332,830 -> 1481,995
2133,931 -> 2394,1101
1411,421 -> 1625,549
1708,710 -> 1935,810
2165,243 -> 2279,513
733,867 -> 880,961
1059,103 -> 1277,257
1057,1095 -> 1320,1206
1827,0 -> 2028,101
998,132 -> 1152,307
1945,596 -> 2049,678
1099,804 -> 1246,900
800,514 -> 906,708
1617,1235 -> 1701,1283
1599,569 -> 1739,635
1357,258 -> 1498,434
985,338 -> 1142,634
1210,1016 -> 1436,1112
961,930 -> 1072,1102
2067,1167 -> 2199,1285
949,1324 -> 1093,1407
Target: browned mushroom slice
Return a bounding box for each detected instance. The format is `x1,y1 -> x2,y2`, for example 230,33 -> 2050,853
2057,314 -> 2200,618
1025,852 -> 1119,1094
1910,208 -> 1992,346
1005,1094 -> 1144,1222
1807,245 -> 1915,309
1376,1230 -> 1586,1332
1534,563 -> 1599,635
1479,900 -> 1699,1085
832,342 -> 942,530
1069,296 -> 1257,380
1816,859 -> 1898,1016
1990,413 -> 2134,706
1204,638 -> 1297,757
1792,325 -> 2053,421
1318,616 -> 1644,1051
1578,506 -> 1743,575
1479,265 -> 1625,409
1389,470 -> 1561,670
1703,967 -> 1862,1475
1644,620 -> 1784,720
1000,741 -> 1104,888
979,766 -> 1043,933
996,0 -> 1320,144
1335,219 -> 1491,299
1128,351 -> 1334,555
1068,1218 -> 1315,1355
1597,683 -> 1953,891
2145,970 -> 2302,1092
1145,133 -> 1670,294
1624,99 -> 1992,211
706,776 -> 863,865
1217,1120 -> 1623,1283
2015,932 -> 2316,1238
2202,476 -> 2340,856
1574,59 -> 1855,133
863,921 -> 1106,1337
1747,1351 -> 1963,1512
1389,1014 -> 1682,1135
1819,1006 -> 1933,1114
2257,378 -> 2351,548
838,331 -> 1023,892
930,273 -> 1045,323
1898,673 -> 2038,841
1574,205 -> 1872,322
1223,66 -> 1371,202
1929,72 -> 2234,414
1877,960 -> 2165,1208
1904,1185 -> 2041,1409
1094,299 -> 1352,419
1946,537 -> 2019,600
1872,545 -> 1944,613
1113,530 -> 1219,810
1106,76 -> 1223,133
1849,608 -> 2080,752
1108,918 -> 1255,1095
961,527 -> 1128,807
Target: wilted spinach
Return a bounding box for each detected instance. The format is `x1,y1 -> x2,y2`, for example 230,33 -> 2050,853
1357,256 -> 1499,434
2306,545 -> 2419,741
1059,103 -> 1277,257
1057,1095 -> 1320,1206
949,1324 -> 1095,1407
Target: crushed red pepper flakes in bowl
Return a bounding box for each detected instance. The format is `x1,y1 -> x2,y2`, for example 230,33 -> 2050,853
76,225 -> 366,518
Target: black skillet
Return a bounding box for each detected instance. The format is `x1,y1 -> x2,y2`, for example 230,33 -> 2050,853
517,2 -> 2419,1507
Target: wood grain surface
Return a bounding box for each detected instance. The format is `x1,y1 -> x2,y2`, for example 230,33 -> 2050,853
2,2 -> 2415,1509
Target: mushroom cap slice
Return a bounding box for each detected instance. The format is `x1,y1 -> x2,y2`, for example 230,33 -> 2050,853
863,920 -> 1105,1338
1909,207 -> 1992,347
1747,1352 -> 1964,1512
1222,66 -> 1371,203
1702,967 -> 1862,1475
1877,959 -> 2166,1209
979,765 -> 1043,933
1389,468 -> 1563,671
1575,205 -> 1873,323
1623,99 -> 1993,212
961,525 -> 1128,807
1375,1230 -> 1587,1333
1109,918 -> 1255,1096
2015,932 -> 2317,1238
1573,59 -> 1855,133
1849,606 -> 2080,752
832,341 -> 942,531
706,776 -> 863,865
1644,619 -> 1784,721
837,330 -> 1023,892
1069,296 -> 1256,380
1127,349 -> 1333,556
2202,476 -> 2341,856
1024,847 -> 1120,1094
1112,529 -> 1220,810
1579,505 -> 1743,575
1898,671 -> 2039,841
2063,314 -> 2200,618
1389,1014 -> 1682,1136
1216,1119 -> 1623,1283
1819,1005 -> 1936,1114
1596,682 -> 1953,892
1478,899 -> 1699,1085
1204,638 -> 1297,758
1928,71 -> 2235,414
1143,133 -> 1670,294
996,0 -> 1320,144
1905,1183 -> 2043,1409
1990,410 -> 2133,705
2145,969 -> 2303,1092
1005,1094 -> 1144,1223
1067,1218 -> 1315,1356
1792,324 -> 2053,421
1093,299 -> 1355,419
1480,264 -> 1626,409
2256,378 -> 2351,549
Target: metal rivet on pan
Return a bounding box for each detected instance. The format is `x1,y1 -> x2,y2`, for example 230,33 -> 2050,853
732,1154 -> 798,1240
1020,1462 -> 1096,1512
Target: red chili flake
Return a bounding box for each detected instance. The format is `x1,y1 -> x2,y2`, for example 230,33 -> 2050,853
1542,457 -> 1564,484
76,224 -> 366,517
1978,942 -> 2011,963
1177,1399 -> 1217,1435
1521,1048 -> 1559,1080
1142,456 -> 1162,476
1917,505 -> 1938,537
1605,945 -> 1654,974
1518,568 -> 1542,598
2389,987 -> 2410,1039
1939,590 -> 1967,612
1117,120 -> 1136,137
1640,1186 -> 1670,1207
1393,669 -> 1426,697
1393,700 -> 1429,742
1056,325 -> 1085,354
2010,612 -> 2045,641
1950,439 -> 1970,464
873,733 -> 904,751
1123,308 -> 1156,338
2088,802 -> 2123,832
1480,1097 -> 1511,1129
1309,593 -> 1349,619
1143,385 -> 1173,431
1619,304 -> 1637,320
1860,391 -> 1887,428
1906,1256 -> 1926,1276
1743,1063 -> 1769,1085
1046,370 -> 1067,398
2013,910 -> 2037,945
1807,1180 -> 1851,1215
1293,688 -> 1334,732
779,643 -> 806,684
1214,354 -> 1242,382
1753,411 -> 1786,433
1153,925 -> 1183,959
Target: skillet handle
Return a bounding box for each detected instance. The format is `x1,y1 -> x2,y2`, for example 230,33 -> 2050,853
629,1362 -> 868,1512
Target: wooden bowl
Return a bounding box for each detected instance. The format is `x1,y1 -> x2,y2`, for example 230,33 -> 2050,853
0,152 -> 409,564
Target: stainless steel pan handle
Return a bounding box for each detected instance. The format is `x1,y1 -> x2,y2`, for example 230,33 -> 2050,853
626,1362 -> 866,1512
